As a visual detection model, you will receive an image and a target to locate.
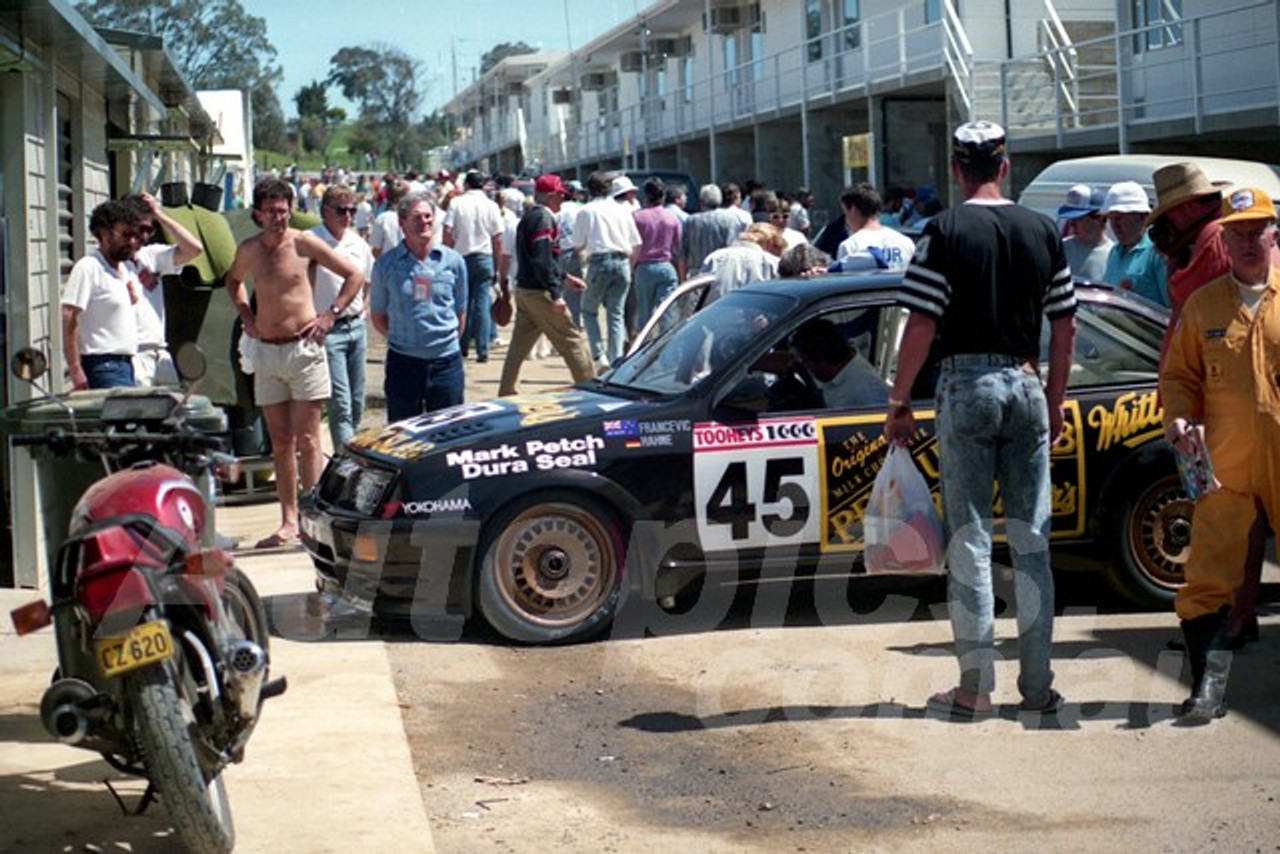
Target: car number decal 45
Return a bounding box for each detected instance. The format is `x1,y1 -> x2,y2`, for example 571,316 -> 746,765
693,418 -> 821,551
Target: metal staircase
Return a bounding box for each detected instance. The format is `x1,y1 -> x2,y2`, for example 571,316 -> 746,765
945,0 -> 1118,140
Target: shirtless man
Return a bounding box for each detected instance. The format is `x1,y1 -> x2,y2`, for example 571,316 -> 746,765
226,178 -> 365,548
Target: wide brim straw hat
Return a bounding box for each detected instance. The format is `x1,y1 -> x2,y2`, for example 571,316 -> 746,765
1147,162 -> 1222,227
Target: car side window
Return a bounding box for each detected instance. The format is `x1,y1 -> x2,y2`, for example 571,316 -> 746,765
754,305 -> 892,414
1037,298 -> 1163,387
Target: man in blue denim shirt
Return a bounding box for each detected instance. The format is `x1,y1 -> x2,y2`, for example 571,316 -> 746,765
371,192 -> 469,422
885,120 -> 1077,719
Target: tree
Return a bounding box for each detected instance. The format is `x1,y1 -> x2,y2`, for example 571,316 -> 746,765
293,81 -> 345,155
479,42 -> 537,75
328,44 -> 425,171
75,0 -> 285,151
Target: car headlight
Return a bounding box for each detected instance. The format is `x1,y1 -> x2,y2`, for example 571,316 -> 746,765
350,467 -> 395,516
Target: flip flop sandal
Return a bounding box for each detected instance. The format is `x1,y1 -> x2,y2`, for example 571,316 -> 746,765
1018,689 -> 1065,714
926,688 -> 995,720
254,532 -> 298,550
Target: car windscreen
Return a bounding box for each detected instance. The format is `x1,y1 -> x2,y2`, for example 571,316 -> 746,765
608,289 -> 797,394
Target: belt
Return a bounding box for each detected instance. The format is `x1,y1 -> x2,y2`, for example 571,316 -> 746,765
590,251 -> 628,259
331,314 -> 361,327
137,343 -> 166,352
260,332 -> 304,345
940,353 -> 1037,370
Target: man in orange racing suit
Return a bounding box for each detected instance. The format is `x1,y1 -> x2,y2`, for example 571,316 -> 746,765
1161,187 -> 1280,722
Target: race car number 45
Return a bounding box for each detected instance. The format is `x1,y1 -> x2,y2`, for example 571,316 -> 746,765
693,418 -> 821,551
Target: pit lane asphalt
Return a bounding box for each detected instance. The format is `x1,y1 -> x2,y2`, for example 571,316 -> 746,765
3,339 -> 1279,852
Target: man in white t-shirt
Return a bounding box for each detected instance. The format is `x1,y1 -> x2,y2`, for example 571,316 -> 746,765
443,171 -> 504,363
572,173 -> 642,368
311,186 -> 375,447
353,193 -> 374,239
834,183 -> 917,272
125,193 -> 204,386
62,196 -> 201,390
370,180 -> 409,258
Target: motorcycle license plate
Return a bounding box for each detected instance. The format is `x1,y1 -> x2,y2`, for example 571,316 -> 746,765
96,621 -> 175,677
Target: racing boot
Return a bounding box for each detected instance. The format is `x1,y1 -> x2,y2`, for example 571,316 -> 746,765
1179,610 -> 1231,723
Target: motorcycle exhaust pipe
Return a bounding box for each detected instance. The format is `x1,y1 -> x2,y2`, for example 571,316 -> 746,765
40,678 -> 104,747
224,640 -> 267,721
50,703 -> 90,744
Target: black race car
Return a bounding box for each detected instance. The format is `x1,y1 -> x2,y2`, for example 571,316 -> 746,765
301,273 -> 1188,643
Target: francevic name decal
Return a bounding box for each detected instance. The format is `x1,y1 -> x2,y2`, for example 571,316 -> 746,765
605,418 -> 692,448
446,436 -> 605,479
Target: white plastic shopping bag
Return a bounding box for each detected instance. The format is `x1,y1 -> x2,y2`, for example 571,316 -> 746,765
863,445 -> 946,574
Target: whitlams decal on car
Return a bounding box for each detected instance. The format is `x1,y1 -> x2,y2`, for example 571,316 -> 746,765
1087,390 -> 1162,452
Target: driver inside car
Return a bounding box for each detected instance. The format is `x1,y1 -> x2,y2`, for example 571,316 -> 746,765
789,318 -> 889,408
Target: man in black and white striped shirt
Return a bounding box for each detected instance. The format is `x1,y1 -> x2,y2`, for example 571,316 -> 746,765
884,120 -> 1077,720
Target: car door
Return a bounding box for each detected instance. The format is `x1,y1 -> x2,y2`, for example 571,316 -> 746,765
691,297 -> 930,558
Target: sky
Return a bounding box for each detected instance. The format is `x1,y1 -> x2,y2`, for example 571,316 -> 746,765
241,0 -> 642,118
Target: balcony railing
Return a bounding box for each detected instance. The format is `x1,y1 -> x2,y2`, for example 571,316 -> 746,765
463,2 -> 957,168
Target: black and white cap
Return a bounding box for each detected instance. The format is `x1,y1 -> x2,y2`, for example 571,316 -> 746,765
951,120 -> 1006,163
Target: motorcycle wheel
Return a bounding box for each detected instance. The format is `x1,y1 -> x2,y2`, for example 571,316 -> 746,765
223,567 -> 270,654
127,662 -> 235,854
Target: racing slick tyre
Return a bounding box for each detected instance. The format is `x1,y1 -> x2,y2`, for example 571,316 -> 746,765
126,661 -> 235,854
477,492 -> 627,644
1105,473 -> 1191,609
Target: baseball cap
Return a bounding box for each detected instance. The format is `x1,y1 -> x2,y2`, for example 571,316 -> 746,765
1218,187 -> 1277,225
1101,181 -> 1152,215
1057,184 -> 1106,220
535,173 -> 569,196
951,120 -> 1006,163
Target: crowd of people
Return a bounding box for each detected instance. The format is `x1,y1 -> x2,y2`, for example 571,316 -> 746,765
61,136 -> 1277,721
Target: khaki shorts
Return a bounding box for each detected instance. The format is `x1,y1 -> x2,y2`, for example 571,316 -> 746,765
254,337 -> 331,406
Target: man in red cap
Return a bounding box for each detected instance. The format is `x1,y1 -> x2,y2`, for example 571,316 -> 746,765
498,173 -> 594,395
1162,187 -> 1280,722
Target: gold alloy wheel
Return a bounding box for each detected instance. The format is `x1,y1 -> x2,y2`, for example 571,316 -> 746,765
490,502 -> 619,629
1127,474 -> 1193,590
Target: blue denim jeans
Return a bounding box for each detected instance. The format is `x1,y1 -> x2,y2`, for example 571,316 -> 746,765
323,317 -> 367,448
633,260 -> 679,335
461,253 -> 493,360
384,350 -> 464,423
560,250 -> 584,328
82,353 -> 135,388
582,254 -> 632,364
936,357 -> 1055,702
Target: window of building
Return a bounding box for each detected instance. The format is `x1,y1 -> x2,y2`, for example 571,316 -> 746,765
1132,0 -> 1183,51
723,34 -> 738,91
679,55 -> 694,104
840,0 -> 861,50
750,26 -> 764,82
925,0 -> 959,24
806,0 -> 823,62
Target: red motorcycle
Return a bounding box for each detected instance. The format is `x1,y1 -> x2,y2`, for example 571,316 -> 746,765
8,346 -> 284,854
